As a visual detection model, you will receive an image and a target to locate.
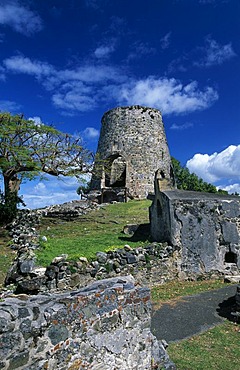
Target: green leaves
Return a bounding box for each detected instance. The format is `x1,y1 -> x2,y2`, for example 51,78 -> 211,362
0,112 -> 92,218
171,157 -> 227,194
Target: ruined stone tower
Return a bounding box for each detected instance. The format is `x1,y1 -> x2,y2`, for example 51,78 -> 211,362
90,105 -> 174,199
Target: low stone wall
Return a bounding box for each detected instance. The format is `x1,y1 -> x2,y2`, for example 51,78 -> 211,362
5,239 -> 182,294
5,207 -> 224,295
0,276 -> 175,370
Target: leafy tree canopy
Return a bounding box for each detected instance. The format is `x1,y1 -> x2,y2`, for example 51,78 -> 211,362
0,112 -> 92,222
171,157 -> 228,194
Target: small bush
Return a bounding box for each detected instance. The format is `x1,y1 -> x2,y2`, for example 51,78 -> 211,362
0,191 -> 25,225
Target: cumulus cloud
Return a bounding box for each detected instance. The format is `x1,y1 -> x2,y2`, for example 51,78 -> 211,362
0,1 -> 43,35
28,116 -> 44,126
118,77 -> 218,115
221,183 -> 240,195
186,145 -> 240,189
3,54 -> 125,113
195,37 -> 236,67
82,127 -> 99,140
3,54 -> 219,116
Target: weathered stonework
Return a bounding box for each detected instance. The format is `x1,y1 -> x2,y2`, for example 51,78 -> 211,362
0,276 -> 175,370
90,106 -> 175,200
150,184 -> 240,278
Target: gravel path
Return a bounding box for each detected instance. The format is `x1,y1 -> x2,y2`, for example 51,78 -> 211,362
151,284 -> 237,343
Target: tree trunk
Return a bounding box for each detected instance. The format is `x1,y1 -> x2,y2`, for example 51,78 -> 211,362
3,173 -> 21,221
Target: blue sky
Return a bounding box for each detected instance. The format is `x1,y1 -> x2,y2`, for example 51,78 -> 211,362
0,0 -> 239,208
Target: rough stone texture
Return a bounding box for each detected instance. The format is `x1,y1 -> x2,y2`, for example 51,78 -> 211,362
40,200 -> 99,219
5,240 -> 182,294
150,187 -> 240,278
0,276 -> 175,370
90,106 -> 175,200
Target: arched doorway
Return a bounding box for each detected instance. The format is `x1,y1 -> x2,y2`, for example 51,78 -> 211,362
104,154 -> 126,188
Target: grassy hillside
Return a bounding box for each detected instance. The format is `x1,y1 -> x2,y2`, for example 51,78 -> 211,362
37,199 -> 151,266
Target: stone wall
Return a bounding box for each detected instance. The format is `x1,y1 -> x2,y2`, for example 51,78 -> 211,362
90,106 -> 174,199
150,187 -> 240,279
0,276 -> 175,370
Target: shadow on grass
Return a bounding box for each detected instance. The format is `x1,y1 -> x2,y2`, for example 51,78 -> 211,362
217,295 -> 236,322
119,223 -> 151,243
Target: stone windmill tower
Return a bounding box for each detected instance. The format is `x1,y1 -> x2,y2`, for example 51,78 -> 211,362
90,105 -> 175,200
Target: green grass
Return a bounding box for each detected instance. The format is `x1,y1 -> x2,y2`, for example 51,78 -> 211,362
37,199 -> 151,266
151,279 -> 230,303
168,321 -> 240,370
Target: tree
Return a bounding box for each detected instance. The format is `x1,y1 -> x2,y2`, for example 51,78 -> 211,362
171,157 -> 228,194
0,112 -> 92,222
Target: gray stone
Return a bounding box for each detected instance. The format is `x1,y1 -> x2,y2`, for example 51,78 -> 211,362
96,251 -> 108,264
123,225 -> 139,235
0,331 -> 24,356
48,324 -> 69,345
51,254 -> 68,264
17,276 -> 47,293
45,265 -> 59,279
0,311 -> 13,333
126,253 -> 137,264
18,307 -> 30,318
8,351 -> 29,370
224,275 -> 240,283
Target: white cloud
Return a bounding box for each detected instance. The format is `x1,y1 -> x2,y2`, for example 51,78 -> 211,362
170,122 -> 193,130
3,55 -> 54,77
160,32 -> 171,49
28,116 -> 44,126
3,54 -> 125,113
82,127 -> 99,140
220,183 -> 240,195
52,91 -> 96,112
94,42 -> 115,59
118,77 -> 218,115
0,1 -> 43,35
186,145 -> 240,187
20,174 -> 88,209
3,55 -> 219,116
0,99 -> 21,112
195,37 -> 236,67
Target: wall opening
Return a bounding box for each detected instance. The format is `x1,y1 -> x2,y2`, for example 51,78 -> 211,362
104,154 -> 126,188
225,250 -> 238,264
